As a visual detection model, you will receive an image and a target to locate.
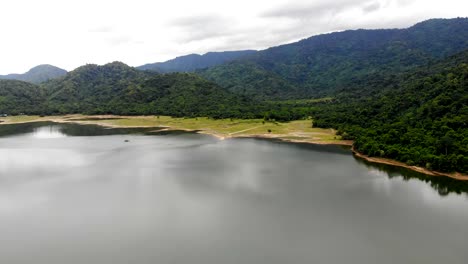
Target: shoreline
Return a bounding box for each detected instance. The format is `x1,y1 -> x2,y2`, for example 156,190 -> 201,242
351,147 -> 468,181
1,115 -> 466,180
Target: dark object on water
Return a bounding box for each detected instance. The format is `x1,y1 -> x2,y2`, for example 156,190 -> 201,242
124,140 -> 129,142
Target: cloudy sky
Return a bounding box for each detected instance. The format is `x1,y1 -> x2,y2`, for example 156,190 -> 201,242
0,0 -> 466,74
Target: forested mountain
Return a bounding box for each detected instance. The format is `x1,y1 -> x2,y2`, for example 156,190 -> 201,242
44,62 -> 151,112
17,62 -> 261,118
0,80 -> 45,114
0,64 -> 67,84
44,62 -> 260,117
137,50 -> 256,73
199,18 -> 468,99
311,50 -> 468,173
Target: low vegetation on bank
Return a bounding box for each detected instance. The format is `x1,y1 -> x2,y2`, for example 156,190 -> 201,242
0,115 -> 346,145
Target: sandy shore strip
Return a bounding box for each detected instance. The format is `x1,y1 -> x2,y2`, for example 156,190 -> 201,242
352,147 -> 468,181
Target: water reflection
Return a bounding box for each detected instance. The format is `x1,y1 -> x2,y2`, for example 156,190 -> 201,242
1,122 -> 467,197
354,157 -> 468,196
0,122 -> 467,264
0,121 -> 179,138
32,125 -> 67,138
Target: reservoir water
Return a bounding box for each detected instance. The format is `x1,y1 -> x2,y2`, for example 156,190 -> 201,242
0,122 -> 467,264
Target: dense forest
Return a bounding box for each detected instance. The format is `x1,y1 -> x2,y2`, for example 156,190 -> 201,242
0,79 -> 45,114
311,51 -> 468,173
138,50 -> 256,73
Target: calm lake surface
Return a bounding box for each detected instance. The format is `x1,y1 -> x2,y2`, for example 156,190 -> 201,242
1,122 -> 467,264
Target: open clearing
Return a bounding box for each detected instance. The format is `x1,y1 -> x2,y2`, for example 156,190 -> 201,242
0,115 -> 351,145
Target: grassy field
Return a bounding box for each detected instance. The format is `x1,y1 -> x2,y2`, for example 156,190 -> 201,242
0,115 -> 351,145
0,115 -> 47,123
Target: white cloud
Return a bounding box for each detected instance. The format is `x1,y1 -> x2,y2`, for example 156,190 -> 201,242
0,0 -> 466,74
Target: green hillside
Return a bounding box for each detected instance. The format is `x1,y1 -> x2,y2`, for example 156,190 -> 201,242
0,80 -> 45,114
40,62 -> 263,118
312,51 -> 468,173
199,18 -> 468,99
138,50 -> 256,73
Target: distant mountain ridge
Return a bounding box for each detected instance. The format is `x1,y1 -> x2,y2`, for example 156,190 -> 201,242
199,18 -> 468,99
137,50 -> 257,72
0,64 -> 67,84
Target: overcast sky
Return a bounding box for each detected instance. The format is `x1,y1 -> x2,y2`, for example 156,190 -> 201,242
0,0 -> 466,74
